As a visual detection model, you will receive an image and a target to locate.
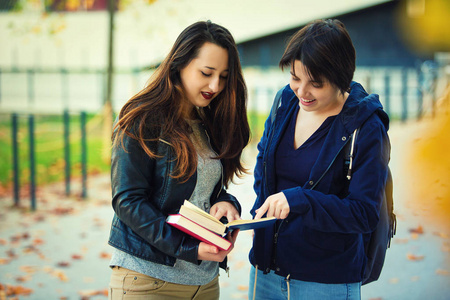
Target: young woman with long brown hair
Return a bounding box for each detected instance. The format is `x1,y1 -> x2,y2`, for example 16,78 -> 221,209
107,20 -> 250,299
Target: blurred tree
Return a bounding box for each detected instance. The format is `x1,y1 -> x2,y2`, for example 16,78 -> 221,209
3,0 -> 159,163
396,0 -> 450,54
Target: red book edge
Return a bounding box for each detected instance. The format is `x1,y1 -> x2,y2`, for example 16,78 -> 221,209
167,214 -> 231,251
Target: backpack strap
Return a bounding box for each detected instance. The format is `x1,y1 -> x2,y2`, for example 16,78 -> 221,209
270,88 -> 284,124
346,128 -> 359,181
346,128 -> 359,180
344,127 -> 397,246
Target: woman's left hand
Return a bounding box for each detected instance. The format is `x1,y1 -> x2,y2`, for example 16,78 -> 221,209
255,192 -> 290,220
210,201 -> 240,222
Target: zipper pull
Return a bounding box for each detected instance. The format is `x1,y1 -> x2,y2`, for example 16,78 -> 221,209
274,232 -> 278,244
226,266 -> 230,278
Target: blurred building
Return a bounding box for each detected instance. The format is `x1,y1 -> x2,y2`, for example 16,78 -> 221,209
0,0 -> 448,119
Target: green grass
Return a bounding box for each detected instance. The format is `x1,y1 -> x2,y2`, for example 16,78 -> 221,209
0,110 -> 268,189
0,113 -> 110,188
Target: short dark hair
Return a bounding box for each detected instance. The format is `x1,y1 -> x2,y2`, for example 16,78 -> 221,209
279,19 -> 356,94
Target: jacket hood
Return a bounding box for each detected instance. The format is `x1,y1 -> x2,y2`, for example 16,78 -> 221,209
340,81 -> 389,132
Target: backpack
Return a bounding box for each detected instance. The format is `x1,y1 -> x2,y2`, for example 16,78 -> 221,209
344,128 -> 396,285
269,89 -> 396,285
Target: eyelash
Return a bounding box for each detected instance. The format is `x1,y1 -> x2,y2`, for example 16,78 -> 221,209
201,71 -> 228,80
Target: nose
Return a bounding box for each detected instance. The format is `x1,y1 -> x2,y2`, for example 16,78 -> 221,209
293,82 -> 309,99
209,76 -> 221,93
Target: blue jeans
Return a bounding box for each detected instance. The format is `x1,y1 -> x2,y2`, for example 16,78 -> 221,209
248,266 -> 361,300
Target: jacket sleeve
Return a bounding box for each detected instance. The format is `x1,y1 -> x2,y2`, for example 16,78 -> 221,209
210,187 -> 242,215
282,120 -> 390,234
111,132 -> 200,264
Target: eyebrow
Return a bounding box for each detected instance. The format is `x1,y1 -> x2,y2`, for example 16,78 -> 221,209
204,66 -> 229,72
290,71 -> 321,83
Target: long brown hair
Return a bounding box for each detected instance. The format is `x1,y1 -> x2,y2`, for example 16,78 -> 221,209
113,21 -> 250,186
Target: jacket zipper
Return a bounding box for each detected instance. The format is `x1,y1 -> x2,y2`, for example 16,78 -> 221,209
265,108 -> 282,271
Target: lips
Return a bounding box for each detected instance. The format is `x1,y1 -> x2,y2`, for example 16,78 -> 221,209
201,92 -> 215,100
300,97 -> 316,105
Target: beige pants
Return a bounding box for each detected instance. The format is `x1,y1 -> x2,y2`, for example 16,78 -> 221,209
109,266 -> 220,300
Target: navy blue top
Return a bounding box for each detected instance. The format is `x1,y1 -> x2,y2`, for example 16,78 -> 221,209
275,104 -> 337,193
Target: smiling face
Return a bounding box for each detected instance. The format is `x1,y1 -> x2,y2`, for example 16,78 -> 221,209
290,60 -> 347,116
180,42 -> 229,111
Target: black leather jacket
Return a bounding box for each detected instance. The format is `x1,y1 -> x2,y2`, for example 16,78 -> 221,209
108,124 -> 241,269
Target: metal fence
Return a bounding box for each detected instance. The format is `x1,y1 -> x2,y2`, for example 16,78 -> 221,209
0,64 -> 442,119
0,62 -> 444,209
4,111 -> 89,210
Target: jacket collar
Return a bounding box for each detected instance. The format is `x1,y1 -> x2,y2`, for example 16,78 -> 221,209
276,81 -> 389,190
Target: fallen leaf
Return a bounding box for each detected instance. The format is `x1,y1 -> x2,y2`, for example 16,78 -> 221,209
55,270 -> 69,282
233,261 -> 246,270
0,283 -> 33,296
433,232 -> 449,239
50,207 -> 74,215
83,277 -> 95,283
237,285 -> 248,291
71,254 -> 83,260
393,238 -> 409,244
407,253 -> 425,261
0,239 -> 8,245
99,252 -> 111,259
32,238 -> 44,246
409,225 -> 424,234
410,276 -> 420,281
442,244 -> 450,252
78,289 -> 108,297
6,249 -> 16,258
436,269 -> 449,276
57,261 -> 71,267
0,258 -> 10,265
389,278 -> 399,284
19,265 -> 39,274
10,234 -> 22,243
15,275 -> 32,282
34,215 -> 46,222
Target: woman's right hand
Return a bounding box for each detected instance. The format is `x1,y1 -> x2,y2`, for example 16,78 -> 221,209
197,229 -> 239,262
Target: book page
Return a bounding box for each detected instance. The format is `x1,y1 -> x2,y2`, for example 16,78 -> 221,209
183,200 -> 223,225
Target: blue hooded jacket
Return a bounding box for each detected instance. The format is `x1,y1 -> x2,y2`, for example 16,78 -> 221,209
249,81 -> 390,284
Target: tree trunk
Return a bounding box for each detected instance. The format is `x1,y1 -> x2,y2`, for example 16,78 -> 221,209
102,0 -> 115,163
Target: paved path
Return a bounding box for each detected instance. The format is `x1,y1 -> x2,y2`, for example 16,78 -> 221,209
1,119 -> 449,299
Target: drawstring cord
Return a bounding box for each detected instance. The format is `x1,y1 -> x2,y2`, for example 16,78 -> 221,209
252,265 -> 258,300
285,274 -> 291,300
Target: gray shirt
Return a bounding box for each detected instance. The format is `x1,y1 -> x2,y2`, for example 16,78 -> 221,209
110,119 -> 222,285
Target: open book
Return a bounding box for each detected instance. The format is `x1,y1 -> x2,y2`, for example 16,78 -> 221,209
166,214 -> 232,250
166,200 -> 276,250
178,200 -> 276,235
